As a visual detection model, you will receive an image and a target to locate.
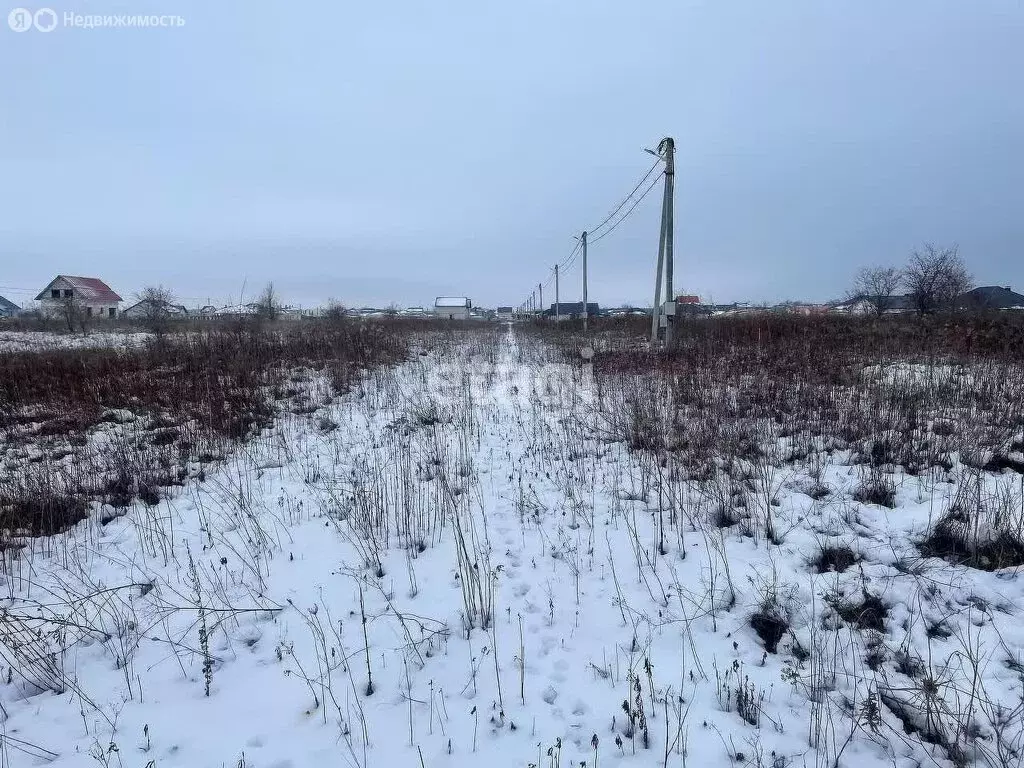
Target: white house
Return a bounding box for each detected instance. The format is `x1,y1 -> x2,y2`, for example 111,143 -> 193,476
434,296 -> 472,320
35,275 -> 123,319
831,294 -> 915,315
121,298 -> 190,320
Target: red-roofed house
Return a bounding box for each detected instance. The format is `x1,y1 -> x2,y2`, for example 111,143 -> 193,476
35,275 -> 123,319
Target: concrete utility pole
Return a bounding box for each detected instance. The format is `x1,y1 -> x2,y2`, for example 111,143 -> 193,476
581,230 -> 589,333
663,138 -> 676,345
650,137 -> 676,345
652,193 -> 668,343
538,283 -> 543,319
554,264 -> 560,322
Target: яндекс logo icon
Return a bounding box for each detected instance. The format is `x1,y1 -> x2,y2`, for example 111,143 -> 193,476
8,7 -> 58,31
8,7 -> 34,31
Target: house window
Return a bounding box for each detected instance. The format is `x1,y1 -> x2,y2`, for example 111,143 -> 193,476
109,307 -> 116,318
51,289 -> 60,299
86,307 -> 93,317
63,289 -> 73,298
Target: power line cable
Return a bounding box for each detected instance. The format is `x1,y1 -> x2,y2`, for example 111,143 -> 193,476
556,238 -> 582,271
584,156 -> 663,239
587,169 -> 663,246
521,150 -> 666,306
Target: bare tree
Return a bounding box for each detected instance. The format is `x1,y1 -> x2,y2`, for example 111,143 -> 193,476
136,285 -> 177,337
903,244 -> 973,314
324,299 -> 347,325
849,266 -> 903,315
254,282 -> 281,322
60,294 -> 88,334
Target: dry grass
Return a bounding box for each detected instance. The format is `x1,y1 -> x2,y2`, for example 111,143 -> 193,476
0,319 -> 420,536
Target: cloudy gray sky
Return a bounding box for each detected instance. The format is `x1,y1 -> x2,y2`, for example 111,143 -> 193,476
2,1 -> 1022,309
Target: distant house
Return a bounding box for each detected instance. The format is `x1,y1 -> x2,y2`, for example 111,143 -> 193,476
543,302 -> 600,320
496,306 -> 514,321
706,303 -> 752,316
958,286 -> 1024,311
674,295 -> 703,316
35,275 -> 122,319
832,294 -> 915,315
121,298 -> 189,320
780,303 -> 830,316
435,296 -> 472,320
607,306 -> 651,317
0,294 -> 21,318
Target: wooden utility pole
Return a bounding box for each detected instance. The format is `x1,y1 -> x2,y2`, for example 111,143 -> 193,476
554,264 -> 560,322
538,283 -> 543,319
581,231 -> 589,333
650,137 -> 675,345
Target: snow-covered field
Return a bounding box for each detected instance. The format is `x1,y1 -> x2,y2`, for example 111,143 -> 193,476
1,328 -> 1021,768
0,330 -> 151,353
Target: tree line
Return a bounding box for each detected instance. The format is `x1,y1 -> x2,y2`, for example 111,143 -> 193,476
851,243 -> 974,316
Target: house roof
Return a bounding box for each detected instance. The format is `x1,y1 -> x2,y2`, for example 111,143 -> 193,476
122,298 -> 188,315
959,286 -> 1024,310
36,275 -> 123,303
435,297 -> 470,308
544,302 -> 599,315
0,295 -> 20,314
833,294 -> 915,311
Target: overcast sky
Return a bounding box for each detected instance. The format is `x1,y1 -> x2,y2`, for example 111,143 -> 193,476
2,1 -> 1022,309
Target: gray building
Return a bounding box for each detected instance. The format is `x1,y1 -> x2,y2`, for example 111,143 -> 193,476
543,302 -> 599,320
958,286 -> 1024,310
0,295 -> 21,318
434,296 -> 472,320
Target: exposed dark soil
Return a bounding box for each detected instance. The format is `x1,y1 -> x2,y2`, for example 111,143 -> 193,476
750,610 -> 789,653
834,593 -> 888,632
812,545 -> 858,573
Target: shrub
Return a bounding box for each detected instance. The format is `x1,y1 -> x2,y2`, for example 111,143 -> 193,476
853,468 -> 897,508
920,473 -> 1024,570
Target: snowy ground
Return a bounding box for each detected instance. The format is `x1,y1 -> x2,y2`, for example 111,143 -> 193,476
1,327 -> 1021,768
0,330 -> 151,353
